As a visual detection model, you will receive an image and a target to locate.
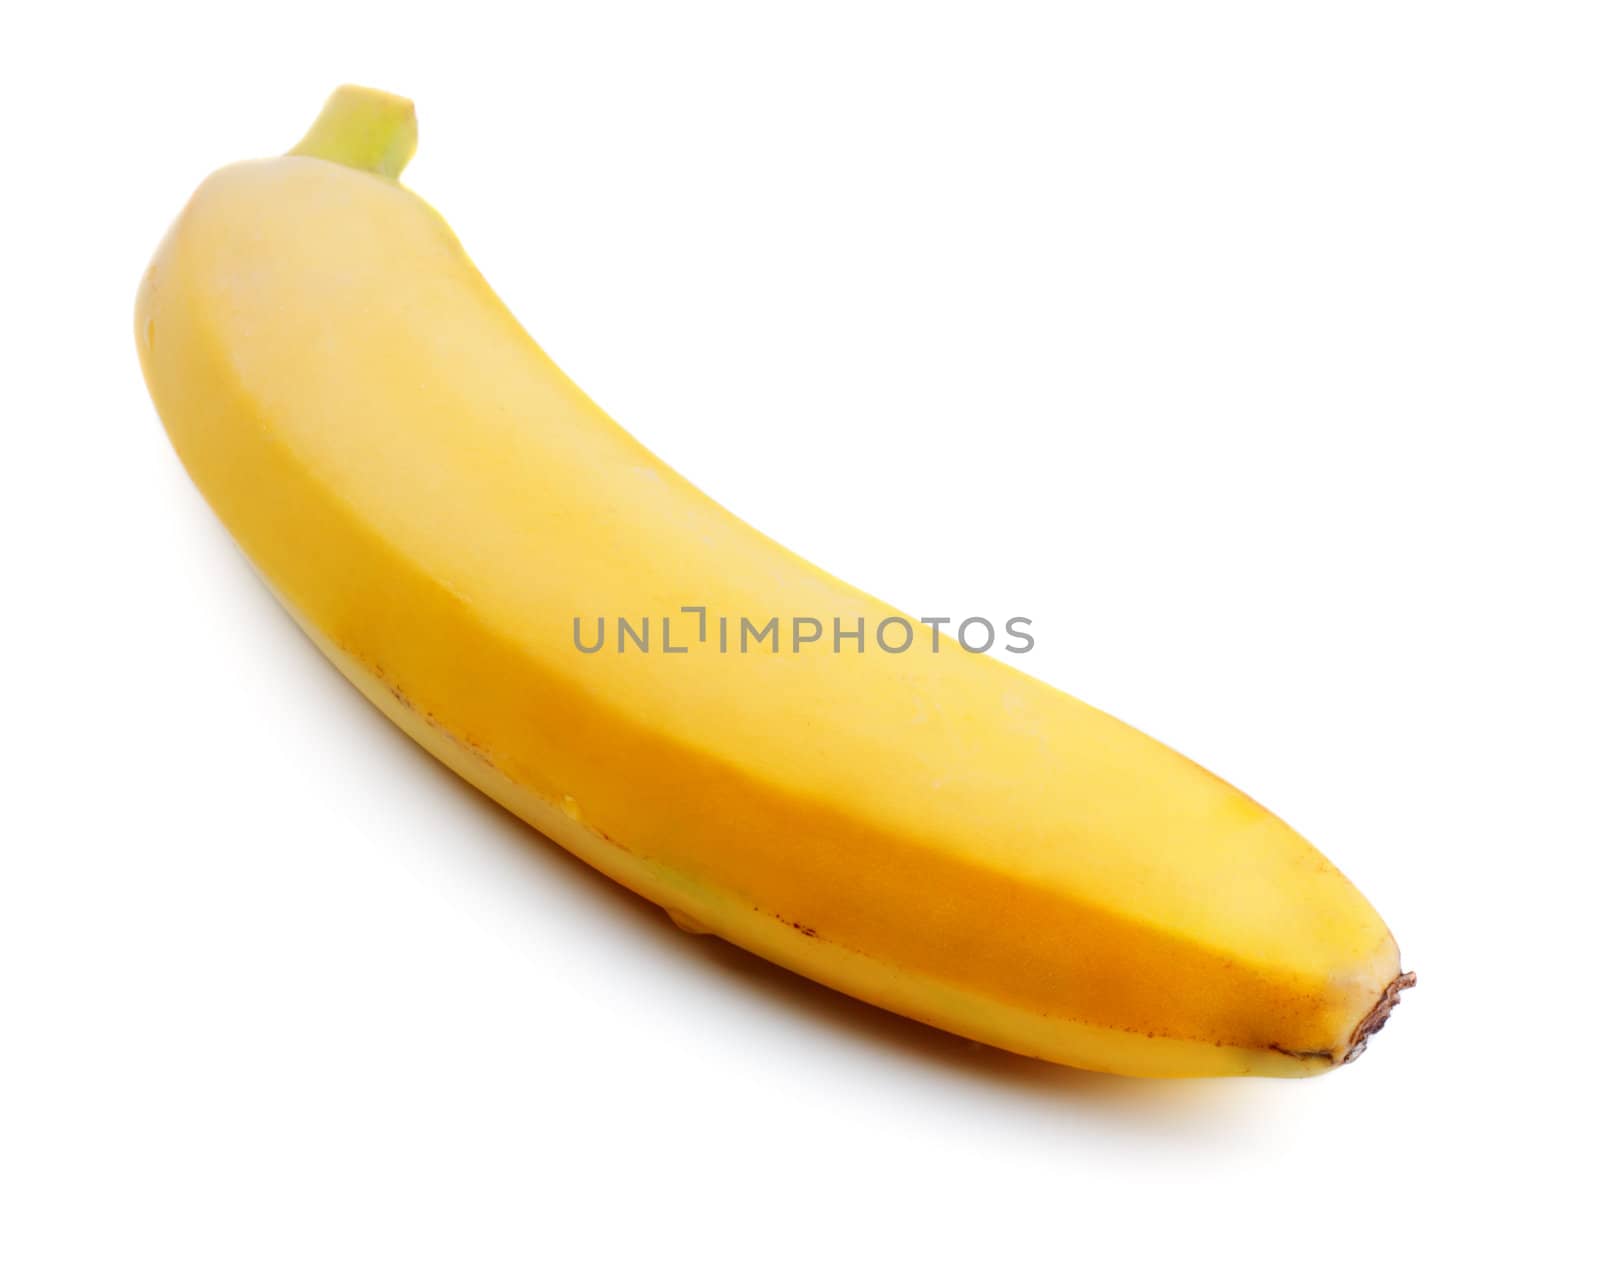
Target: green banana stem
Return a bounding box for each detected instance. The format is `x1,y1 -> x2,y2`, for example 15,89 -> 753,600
291,85 -> 417,179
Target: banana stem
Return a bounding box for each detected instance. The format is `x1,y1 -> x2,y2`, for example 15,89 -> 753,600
290,85 -> 417,179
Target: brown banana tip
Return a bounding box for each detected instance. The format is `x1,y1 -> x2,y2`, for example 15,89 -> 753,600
1340,971 -> 1416,1066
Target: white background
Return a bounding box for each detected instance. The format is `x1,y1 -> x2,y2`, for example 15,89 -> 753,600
3,3 -> 1596,1256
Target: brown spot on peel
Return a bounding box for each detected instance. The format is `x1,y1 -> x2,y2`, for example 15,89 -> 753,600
1269,1044 -> 1336,1064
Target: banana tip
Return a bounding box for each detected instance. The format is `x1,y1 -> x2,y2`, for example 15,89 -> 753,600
1340,971 -> 1416,1066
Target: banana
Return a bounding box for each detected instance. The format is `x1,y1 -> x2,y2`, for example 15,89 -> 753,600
135,86 -> 1411,1077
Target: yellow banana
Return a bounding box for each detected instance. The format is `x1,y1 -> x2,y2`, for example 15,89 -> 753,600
135,86 -> 1412,1077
